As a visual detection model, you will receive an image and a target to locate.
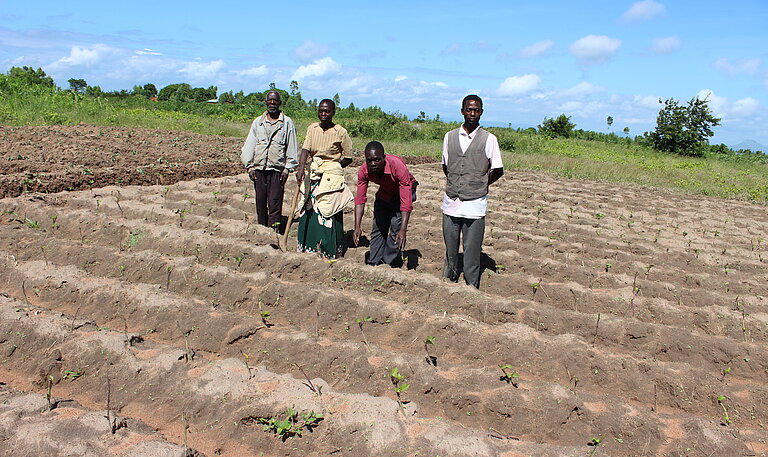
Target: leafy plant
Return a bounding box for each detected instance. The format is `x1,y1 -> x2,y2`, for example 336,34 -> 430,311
260,310 -> 272,327
389,367 -> 409,411
717,395 -> 732,425
62,369 -> 84,381
498,364 -> 520,387
256,407 -> 323,440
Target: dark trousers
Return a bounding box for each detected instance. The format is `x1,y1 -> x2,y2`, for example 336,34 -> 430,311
442,213 -> 485,288
368,197 -> 403,266
249,168 -> 284,231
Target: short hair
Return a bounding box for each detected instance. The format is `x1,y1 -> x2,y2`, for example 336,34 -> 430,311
319,98 -> 336,110
265,90 -> 281,101
462,94 -> 483,109
365,141 -> 385,155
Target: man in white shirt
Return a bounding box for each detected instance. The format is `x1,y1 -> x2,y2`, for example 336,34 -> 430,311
441,94 -> 504,288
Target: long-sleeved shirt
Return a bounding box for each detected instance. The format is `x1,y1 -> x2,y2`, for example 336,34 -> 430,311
240,111 -> 298,172
355,154 -> 416,212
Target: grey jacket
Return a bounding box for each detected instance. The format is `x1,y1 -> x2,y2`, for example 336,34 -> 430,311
240,112 -> 299,172
444,127 -> 490,200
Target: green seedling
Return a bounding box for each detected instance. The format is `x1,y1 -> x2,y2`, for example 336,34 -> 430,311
49,215 -> 59,229
24,217 -> 41,229
165,265 -> 173,290
588,436 -> 605,456
182,327 -> 197,362
424,336 -> 437,367
356,316 -> 372,348
498,364 -> 520,387
604,263 -> 613,272
260,310 -> 272,327
717,395 -> 732,425
256,407 -> 323,440
234,253 -> 246,268
389,367 -> 410,411
721,366 -> 731,384
212,191 -> 220,202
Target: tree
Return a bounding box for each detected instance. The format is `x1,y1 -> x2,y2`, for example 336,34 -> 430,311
538,114 -> 575,138
333,93 -> 341,108
85,85 -> 103,97
623,126 -> 630,136
68,78 -> 88,93
8,66 -> 54,87
219,90 -> 235,103
650,96 -> 721,156
158,83 -> 192,101
606,115 -> 613,130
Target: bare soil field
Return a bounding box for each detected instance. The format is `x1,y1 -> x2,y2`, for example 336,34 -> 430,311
1,125 -> 767,456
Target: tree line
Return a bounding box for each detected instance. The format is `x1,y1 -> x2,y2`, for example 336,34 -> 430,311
1,65 -> 760,159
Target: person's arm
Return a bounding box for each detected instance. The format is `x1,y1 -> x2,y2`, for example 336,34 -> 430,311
296,148 -> 309,183
353,167 -> 368,246
283,120 -> 299,184
353,204 -> 365,246
240,119 -> 258,168
339,128 -> 354,167
395,211 -> 410,251
489,168 -> 504,185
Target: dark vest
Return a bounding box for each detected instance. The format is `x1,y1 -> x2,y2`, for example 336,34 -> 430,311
445,127 -> 490,200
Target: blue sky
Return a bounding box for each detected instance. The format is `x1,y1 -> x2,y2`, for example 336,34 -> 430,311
1,0 -> 767,146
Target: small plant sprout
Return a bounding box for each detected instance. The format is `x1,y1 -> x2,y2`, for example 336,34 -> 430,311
174,208 -> 187,227
260,310 -> 272,327
255,407 -> 323,440
212,190 -> 220,202
604,263 -> 613,273
292,363 -> 322,396
166,265 -> 173,289
424,336 -> 437,367
242,193 -> 250,203
356,316 -> 372,349
234,253 -> 246,268
62,369 -> 84,381
240,350 -> 253,378
45,375 -> 55,410
588,436 -> 605,456
498,364 -> 520,387
721,366 -> 731,384
717,395 -> 732,425
389,367 -> 410,411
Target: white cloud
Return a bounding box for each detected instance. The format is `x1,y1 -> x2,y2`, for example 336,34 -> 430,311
497,74 -> 541,96
713,57 -> 761,76
292,57 -> 341,80
731,97 -> 760,117
650,36 -> 681,54
292,40 -> 329,63
177,59 -> 225,80
236,65 -> 268,77
621,0 -> 665,22
696,89 -> 728,117
49,44 -> 114,69
136,48 -> 162,56
519,40 -> 554,58
569,35 -> 621,65
558,81 -> 605,98
394,75 -> 407,82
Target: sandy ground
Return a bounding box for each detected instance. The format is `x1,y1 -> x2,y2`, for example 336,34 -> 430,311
1,125 -> 767,456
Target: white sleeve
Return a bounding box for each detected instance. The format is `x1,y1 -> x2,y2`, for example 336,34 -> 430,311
485,134 -> 503,169
442,132 -> 450,165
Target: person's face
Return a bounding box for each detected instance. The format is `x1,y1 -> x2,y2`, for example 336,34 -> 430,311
265,92 -> 281,114
318,102 -> 335,123
365,149 -> 385,176
461,99 -> 483,126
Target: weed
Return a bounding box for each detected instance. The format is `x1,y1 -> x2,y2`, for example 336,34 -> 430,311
588,436 -> 605,456
234,253 -> 246,268
389,367 -> 410,411
498,364 -> 520,387
424,336 -> 437,366
174,208 -> 187,227
124,228 -> 143,249
24,217 -> 41,229
260,310 -> 272,327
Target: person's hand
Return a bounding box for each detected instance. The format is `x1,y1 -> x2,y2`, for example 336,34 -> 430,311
340,157 -> 353,168
248,168 -> 257,181
295,170 -> 304,184
353,227 -> 362,246
395,229 -> 407,251
281,170 -> 289,184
